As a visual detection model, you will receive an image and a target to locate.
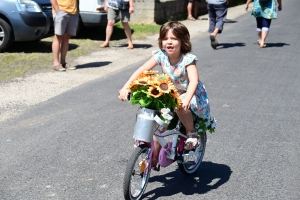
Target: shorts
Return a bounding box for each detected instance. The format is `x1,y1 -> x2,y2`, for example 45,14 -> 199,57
107,7 -> 130,22
53,10 -> 79,36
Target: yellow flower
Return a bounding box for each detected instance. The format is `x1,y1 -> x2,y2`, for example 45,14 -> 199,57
155,73 -> 170,81
176,97 -> 182,109
129,79 -> 140,89
156,80 -> 175,93
170,89 -> 180,99
143,70 -> 158,75
148,86 -> 163,98
138,70 -> 158,78
137,77 -> 150,85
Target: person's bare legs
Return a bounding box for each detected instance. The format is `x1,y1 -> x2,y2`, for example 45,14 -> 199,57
52,34 -> 63,66
152,136 -> 161,168
152,110 -> 195,166
211,28 -> 219,37
187,2 -> 194,20
100,19 -> 115,47
193,1 -> 199,19
122,21 -> 133,49
177,110 -> 195,133
257,31 -> 262,44
60,34 -> 71,65
177,110 -> 197,150
260,30 -> 268,47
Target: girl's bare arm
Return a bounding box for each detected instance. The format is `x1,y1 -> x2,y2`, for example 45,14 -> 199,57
119,57 -> 157,100
180,63 -> 198,111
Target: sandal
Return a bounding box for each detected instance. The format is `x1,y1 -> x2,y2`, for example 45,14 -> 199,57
257,40 -> 261,45
260,43 -> 267,48
187,16 -> 196,21
151,158 -> 160,171
257,40 -> 266,48
184,132 -> 199,151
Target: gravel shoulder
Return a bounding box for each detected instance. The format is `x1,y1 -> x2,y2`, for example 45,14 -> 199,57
0,5 -> 247,122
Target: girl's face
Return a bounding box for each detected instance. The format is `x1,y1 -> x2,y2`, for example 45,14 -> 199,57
162,29 -> 181,57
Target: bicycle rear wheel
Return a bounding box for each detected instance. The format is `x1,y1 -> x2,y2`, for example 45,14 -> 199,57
178,133 -> 207,175
123,144 -> 151,200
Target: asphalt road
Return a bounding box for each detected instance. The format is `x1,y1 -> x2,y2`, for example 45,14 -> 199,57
1,1 -> 300,199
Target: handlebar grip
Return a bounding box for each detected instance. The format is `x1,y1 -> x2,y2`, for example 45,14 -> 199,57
127,93 -> 131,101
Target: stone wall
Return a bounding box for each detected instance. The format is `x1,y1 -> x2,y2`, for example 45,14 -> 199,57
131,0 -> 208,24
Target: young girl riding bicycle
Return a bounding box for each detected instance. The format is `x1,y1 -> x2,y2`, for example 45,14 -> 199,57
119,21 -> 211,168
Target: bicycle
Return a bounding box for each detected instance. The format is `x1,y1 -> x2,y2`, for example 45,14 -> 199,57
123,107 -> 207,200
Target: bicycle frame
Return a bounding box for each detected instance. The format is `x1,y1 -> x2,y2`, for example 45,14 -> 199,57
134,119 -> 189,170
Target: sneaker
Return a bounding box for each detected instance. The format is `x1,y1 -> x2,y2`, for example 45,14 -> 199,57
63,63 -> 76,70
53,64 -> 66,71
210,35 -> 218,49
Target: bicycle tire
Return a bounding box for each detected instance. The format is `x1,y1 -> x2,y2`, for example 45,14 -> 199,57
123,144 -> 151,200
178,133 -> 207,175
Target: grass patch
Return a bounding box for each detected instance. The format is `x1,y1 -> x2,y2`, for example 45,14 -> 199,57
0,22 -> 161,82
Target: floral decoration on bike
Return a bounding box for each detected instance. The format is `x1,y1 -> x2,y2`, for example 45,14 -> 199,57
128,70 -> 217,135
128,70 -> 181,111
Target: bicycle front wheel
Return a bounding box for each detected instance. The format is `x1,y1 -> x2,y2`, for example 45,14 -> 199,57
123,144 -> 151,200
178,133 -> 207,175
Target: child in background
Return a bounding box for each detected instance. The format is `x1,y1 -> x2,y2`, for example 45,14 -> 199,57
119,21 -> 211,168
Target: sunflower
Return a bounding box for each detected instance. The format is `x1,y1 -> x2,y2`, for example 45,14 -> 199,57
170,89 -> 180,99
137,70 -> 158,79
137,77 -> 151,86
143,70 -> 158,75
148,86 -> 163,98
156,80 -> 175,93
155,73 -> 170,81
129,79 -> 140,89
176,97 -> 182,109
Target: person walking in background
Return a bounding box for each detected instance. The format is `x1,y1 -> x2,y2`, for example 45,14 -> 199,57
207,0 -> 229,49
187,0 -> 201,21
100,0 -> 134,49
50,0 -> 79,71
246,0 -> 282,48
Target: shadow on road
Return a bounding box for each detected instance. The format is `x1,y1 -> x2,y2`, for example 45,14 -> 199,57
217,42 -> 246,49
76,61 -> 112,69
115,44 -> 153,49
144,161 -> 232,199
265,43 -> 290,48
225,19 -> 238,23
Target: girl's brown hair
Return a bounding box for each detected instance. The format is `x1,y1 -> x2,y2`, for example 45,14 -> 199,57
158,21 -> 192,54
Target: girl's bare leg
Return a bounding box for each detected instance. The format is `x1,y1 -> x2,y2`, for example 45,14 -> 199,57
176,110 -> 195,133
152,136 -> 161,167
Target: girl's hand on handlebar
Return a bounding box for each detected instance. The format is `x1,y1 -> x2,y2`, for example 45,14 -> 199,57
119,88 -> 131,101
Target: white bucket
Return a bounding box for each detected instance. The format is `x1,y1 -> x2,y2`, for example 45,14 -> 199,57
133,108 -> 157,143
